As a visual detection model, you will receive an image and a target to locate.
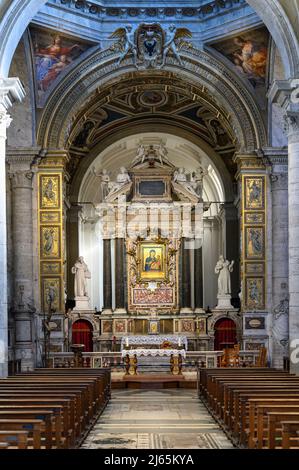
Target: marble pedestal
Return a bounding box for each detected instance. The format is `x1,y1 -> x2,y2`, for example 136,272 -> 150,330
73,296 -> 91,311
215,294 -> 234,310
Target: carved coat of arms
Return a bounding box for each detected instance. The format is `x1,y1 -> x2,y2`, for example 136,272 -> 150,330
109,23 -> 192,69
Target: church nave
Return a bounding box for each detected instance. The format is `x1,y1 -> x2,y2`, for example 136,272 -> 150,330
81,389 -> 234,450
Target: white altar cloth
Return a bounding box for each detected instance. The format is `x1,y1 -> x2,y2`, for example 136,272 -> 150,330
121,348 -> 186,358
121,335 -> 188,350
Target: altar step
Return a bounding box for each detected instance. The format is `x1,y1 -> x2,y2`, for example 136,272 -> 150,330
112,374 -> 196,390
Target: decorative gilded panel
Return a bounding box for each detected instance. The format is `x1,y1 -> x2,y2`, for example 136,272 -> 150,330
244,212 -> 265,225
245,262 -> 265,275
41,261 -> 61,275
242,174 -> 266,311
40,175 -> 61,209
41,277 -> 62,312
38,172 -> 64,312
40,211 -> 61,224
245,226 -> 265,259
244,176 -> 265,210
40,226 -> 61,258
245,277 -> 265,310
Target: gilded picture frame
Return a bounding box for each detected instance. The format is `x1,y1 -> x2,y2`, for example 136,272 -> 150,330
138,241 -> 167,281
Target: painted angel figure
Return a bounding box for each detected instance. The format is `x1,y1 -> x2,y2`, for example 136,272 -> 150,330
160,25 -> 192,68
109,24 -> 137,67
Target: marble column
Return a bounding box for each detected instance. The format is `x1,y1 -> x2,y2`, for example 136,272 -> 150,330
103,239 -> 112,313
224,204 -> 240,301
0,78 -> 25,377
266,151 -> 289,369
194,246 -> 203,312
180,238 -> 192,312
66,205 -> 82,300
8,150 -> 39,371
287,113 -> 299,374
114,238 -> 126,313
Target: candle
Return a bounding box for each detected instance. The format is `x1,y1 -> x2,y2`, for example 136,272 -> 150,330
126,337 -> 129,347
178,337 -> 181,347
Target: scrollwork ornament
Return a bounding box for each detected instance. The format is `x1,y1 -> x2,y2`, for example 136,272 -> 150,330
0,110 -> 12,130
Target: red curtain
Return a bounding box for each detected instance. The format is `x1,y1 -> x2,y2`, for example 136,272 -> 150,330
214,318 -> 237,350
72,320 -> 93,352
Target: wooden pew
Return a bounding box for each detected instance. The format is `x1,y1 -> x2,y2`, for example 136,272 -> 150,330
197,367 -> 299,449
0,368 -> 111,449
0,430 -> 28,449
0,420 -> 43,449
281,421 -> 299,449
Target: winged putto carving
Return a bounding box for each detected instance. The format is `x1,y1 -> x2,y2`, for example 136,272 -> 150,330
109,23 -> 192,69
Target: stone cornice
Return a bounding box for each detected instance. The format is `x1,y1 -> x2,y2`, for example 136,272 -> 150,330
38,149 -> 70,170
233,153 -> 266,177
0,77 -> 26,110
6,146 -> 41,169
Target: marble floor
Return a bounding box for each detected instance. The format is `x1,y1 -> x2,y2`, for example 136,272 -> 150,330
81,389 -> 235,449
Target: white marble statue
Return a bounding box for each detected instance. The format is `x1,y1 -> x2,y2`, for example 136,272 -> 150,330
132,144 -> 146,166
215,255 -> 234,296
173,167 -> 198,197
71,256 -> 91,298
107,166 -> 131,198
92,167 -> 111,200
190,163 -> 208,199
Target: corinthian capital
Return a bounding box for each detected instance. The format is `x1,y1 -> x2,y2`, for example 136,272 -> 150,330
284,113 -> 299,137
10,170 -> 34,189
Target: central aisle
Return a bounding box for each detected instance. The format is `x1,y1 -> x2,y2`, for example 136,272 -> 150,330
81,389 -> 234,449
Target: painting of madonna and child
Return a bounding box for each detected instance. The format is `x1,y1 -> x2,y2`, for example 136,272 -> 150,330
211,27 -> 269,89
140,243 -> 166,281
30,27 -> 92,103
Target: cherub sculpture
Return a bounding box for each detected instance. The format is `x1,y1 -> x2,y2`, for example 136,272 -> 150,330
160,25 -> 192,67
109,24 -> 137,67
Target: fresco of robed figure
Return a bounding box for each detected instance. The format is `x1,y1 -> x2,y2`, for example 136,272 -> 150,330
140,244 -> 166,280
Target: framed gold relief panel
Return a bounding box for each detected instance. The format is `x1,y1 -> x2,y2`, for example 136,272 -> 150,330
40,175 -> 61,209
245,262 -> 265,275
245,277 -> 265,310
245,226 -> 265,259
138,242 -> 167,281
40,226 -> 61,258
244,176 -> 265,210
42,277 -> 61,311
40,211 -> 61,224
245,212 -> 265,225
41,261 -> 61,275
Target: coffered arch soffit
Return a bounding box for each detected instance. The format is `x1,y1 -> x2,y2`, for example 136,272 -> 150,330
37,47 -> 267,155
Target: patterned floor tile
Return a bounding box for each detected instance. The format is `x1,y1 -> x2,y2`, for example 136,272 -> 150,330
81,389 -> 234,449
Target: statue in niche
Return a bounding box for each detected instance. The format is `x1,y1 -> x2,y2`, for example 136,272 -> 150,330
173,167 -> 198,197
160,25 -> 192,68
109,24 -> 138,66
71,256 -> 91,298
215,255 -> 234,296
107,167 -> 131,198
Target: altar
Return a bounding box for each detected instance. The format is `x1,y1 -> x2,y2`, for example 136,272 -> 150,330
121,335 -> 187,375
